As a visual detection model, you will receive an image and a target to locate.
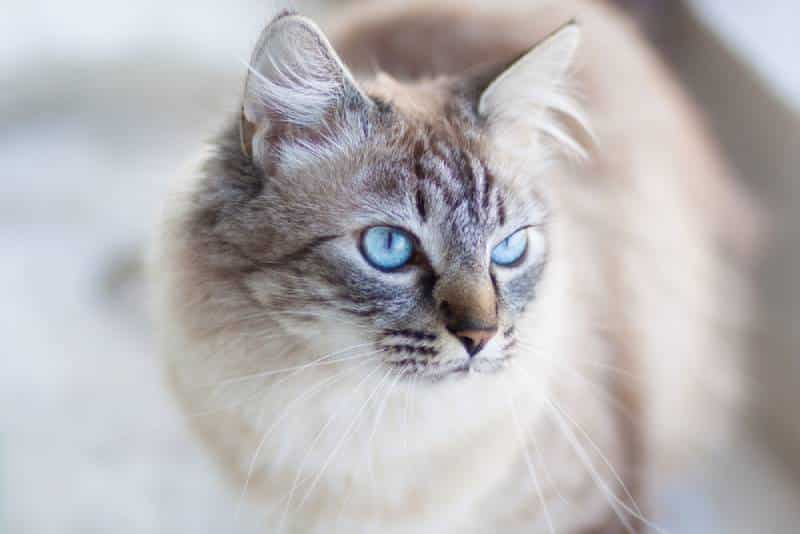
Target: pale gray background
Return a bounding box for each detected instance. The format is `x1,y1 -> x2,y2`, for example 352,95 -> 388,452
1,1 -> 798,532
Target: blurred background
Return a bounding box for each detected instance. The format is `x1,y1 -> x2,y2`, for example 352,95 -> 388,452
1,0 -> 798,532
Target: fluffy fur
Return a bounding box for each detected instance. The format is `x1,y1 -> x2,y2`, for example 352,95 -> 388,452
152,1 -> 753,532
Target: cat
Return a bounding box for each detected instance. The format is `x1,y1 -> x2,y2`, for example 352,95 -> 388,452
152,1 -> 754,532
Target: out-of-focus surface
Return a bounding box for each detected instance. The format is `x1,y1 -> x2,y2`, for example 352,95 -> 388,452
666,2 -> 800,473
1,1 -> 798,532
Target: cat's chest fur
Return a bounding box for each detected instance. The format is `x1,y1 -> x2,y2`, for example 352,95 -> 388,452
169,340 -> 626,534
164,217 -> 632,533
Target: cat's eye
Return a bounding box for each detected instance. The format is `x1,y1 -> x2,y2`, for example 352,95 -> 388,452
360,226 -> 414,271
491,228 -> 528,267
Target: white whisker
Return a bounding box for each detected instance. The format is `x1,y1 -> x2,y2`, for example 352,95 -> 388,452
213,342 -> 376,388
292,367 -> 395,515
544,392 -> 669,534
276,363 -> 386,531
504,377 -> 556,534
253,348 -> 387,428
403,370 -> 414,454
366,368 -> 405,485
515,340 -> 637,422
547,397 -> 650,526
540,394 -> 637,533
235,364 -> 364,519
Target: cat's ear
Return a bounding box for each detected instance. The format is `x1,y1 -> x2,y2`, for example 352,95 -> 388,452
473,21 -> 587,156
240,12 -> 370,158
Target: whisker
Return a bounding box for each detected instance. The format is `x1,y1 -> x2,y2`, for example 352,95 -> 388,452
252,348 -> 387,428
366,368 -> 405,484
527,417 -> 572,507
276,362 -> 386,531
514,340 -> 638,422
511,341 -> 660,529
554,397 -> 667,533
208,340 -> 304,395
507,365 -> 642,532
236,361 -> 370,519
535,383 -> 669,534
211,342 -> 377,388
403,368 -> 414,454
292,367 -> 395,516
176,350 -> 381,426
235,307 -> 380,332
503,377 -> 556,534
540,391 -> 637,533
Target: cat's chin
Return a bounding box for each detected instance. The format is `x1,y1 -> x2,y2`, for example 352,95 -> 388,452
386,353 -> 512,382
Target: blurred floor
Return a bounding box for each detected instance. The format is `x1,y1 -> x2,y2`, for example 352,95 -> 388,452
1,1 -> 798,532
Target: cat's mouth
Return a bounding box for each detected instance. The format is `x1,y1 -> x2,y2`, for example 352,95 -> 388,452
386,354 -> 511,380
379,327 -> 516,380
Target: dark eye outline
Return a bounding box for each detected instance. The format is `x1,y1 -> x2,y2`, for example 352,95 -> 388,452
490,227 -> 529,268
358,226 -> 418,273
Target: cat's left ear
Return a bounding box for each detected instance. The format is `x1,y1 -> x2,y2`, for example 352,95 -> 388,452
240,12 -> 371,159
468,21 -> 587,155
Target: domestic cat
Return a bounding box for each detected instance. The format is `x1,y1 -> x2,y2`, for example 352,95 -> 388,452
152,1 -> 753,532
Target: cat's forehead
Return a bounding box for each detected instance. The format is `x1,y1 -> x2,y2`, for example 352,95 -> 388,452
362,74 -> 451,122
362,99 -> 522,218
352,117 -> 541,264
270,75 -> 544,239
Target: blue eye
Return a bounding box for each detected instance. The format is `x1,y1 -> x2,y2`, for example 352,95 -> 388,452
361,226 -> 414,271
491,229 -> 528,267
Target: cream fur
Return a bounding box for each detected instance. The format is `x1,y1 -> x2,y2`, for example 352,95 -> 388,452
152,1 -> 752,532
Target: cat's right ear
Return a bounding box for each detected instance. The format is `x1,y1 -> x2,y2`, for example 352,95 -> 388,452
240,12 -> 370,160
460,21 -> 589,159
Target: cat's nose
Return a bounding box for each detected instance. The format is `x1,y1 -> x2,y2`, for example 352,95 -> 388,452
447,322 -> 498,356
435,273 -> 498,357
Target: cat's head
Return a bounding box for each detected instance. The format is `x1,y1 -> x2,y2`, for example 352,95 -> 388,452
183,12 -> 585,383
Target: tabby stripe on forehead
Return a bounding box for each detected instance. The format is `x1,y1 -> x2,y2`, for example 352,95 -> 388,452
427,141 -> 465,201
412,140 -> 442,191
496,192 -> 507,226
482,165 -> 494,210
415,188 -> 427,221
456,148 -> 481,217
427,142 -> 455,183
467,152 -> 495,221
458,148 -> 476,192
470,155 -> 491,211
414,140 -> 461,208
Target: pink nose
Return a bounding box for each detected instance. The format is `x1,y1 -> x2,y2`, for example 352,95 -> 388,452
448,324 -> 498,356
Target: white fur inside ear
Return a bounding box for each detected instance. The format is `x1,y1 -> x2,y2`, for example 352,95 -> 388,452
478,23 -> 589,159
243,15 -> 362,127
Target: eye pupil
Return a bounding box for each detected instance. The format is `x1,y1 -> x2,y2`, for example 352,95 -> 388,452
361,226 -> 414,271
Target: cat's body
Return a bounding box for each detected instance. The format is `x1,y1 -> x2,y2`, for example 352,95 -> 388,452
153,1 -> 752,532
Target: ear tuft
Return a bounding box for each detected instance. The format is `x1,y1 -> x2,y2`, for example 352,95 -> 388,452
478,21 -> 589,159
243,14 -> 361,126
240,13 -> 368,158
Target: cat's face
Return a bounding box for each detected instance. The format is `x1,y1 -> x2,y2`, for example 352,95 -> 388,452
242,116 -> 548,380
186,13 -> 582,384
